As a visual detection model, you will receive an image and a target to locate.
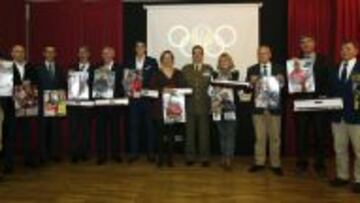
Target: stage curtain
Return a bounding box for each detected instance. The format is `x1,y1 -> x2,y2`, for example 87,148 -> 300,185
334,0 -> 360,62
29,0 -> 124,153
0,0 -> 26,56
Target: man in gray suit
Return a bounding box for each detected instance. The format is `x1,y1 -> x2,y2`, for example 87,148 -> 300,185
182,45 -> 214,167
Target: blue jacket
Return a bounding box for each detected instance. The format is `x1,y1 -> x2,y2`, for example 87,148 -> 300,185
124,56 -> 159,88
329,60 -> 360,124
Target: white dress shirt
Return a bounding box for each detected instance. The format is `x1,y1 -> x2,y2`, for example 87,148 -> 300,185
79,62 -> 90,72
15,61 -> 26,80
135,56 -> 145,70
338,58 -> 357,81
104,61 -> 114,71
260,62 -> 272,76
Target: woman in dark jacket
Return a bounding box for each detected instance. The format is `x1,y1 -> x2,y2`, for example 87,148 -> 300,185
150,50 -> 186,167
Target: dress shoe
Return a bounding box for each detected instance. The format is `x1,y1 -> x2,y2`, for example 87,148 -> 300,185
3,167 -> 14,175
97,158 -> 107,165
248,165 -> 265,173
202,161 -> 210,167
352,183 -> 360,194
112,156 -> 123,163
330,178 -> 349,187
271,167 -> 284,176
127,156 -> 139,164
185,161 -> 194,166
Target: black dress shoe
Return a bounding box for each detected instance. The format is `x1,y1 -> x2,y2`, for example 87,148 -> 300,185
112,156 -> 123,163
202,161 -> 210,167
295,166 -> 307,176
71,157 -> 79,164
330,178 -> 349,187
315,167 -> 327,178
127,156 -> 139,164
248,165 -> 265,173
147,155 -> 156,163
167,159 -> 174,167
352,183 -> 360,193
157,159 -> 164,168
271,167 -> 284,176
185,161 -> 194,166
25,161 -> 39,168
3,167 -> 14,175
81,156 -> 89,162
97,158 -> 107,165
52,157 -> 62,163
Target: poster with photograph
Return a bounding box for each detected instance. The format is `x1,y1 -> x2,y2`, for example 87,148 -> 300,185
68,71 -> 90,100
209,86 -> 236,121
123,69 -> 143,98
13,81 -> 39,117
163,91 -> 186,124
352,74 -> 360,111
287,59 -> 315,93
43,90 -> 67,117
255,76 -> 281,109
0,61 -> 14,96
92,69 -> 115,99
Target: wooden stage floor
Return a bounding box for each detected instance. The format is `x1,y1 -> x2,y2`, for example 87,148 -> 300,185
0,157 -> 358,203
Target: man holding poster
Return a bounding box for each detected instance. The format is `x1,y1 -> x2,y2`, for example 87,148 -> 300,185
290,36 -> 332,177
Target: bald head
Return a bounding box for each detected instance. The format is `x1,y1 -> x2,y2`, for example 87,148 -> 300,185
257,45 -> 272,64
11,45 -> 26,63
101,46 -> 115,64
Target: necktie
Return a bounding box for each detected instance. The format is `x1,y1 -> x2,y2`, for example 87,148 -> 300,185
48,63 -> 55,79
340,62 -> 348,83
262,65 -> 268,77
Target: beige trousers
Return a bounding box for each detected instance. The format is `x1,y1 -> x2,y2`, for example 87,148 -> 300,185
331,121 -> 360,183
252,112 -> 281,167
0,104 -> 4,151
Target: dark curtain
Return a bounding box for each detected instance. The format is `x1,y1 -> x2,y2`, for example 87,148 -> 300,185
0,0 -> 26,58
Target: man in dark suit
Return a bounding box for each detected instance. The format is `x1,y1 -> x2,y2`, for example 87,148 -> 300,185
37,46 -> 66,164
125,41 -> 158,163
293,36 -> 332,177
246,45 -> 285,176
2,45 -> 38,174
329,41 -> 360,194
95,46 -> 124,165
68,46 -> 94,163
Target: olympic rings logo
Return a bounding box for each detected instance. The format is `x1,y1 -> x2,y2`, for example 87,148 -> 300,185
167,24 -> 237,58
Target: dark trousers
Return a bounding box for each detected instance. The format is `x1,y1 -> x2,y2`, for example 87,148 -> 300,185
129,99 -> 155,157
39,117 -> 61,162
296,112 -> 328,169
154,120 -> 174,163
2,99 -> 15,170
96,107 -> 122,160
17,118 -> 34,165
69,108 -> 91,160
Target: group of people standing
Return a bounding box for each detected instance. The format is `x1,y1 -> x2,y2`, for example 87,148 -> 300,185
0,36 -> 359,194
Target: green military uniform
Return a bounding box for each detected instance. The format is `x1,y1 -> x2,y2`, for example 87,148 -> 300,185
182,63 -> 213,162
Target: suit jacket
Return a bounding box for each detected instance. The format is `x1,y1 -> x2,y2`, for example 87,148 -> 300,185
329,60 -> 360,124
95,63 -> 124,98
293,54 -> 332,99
13,62 -> 38,86
182,63 -> 214,115
246,63 -> 285,115
124,56 -> 159,89
37,62 -> 66,91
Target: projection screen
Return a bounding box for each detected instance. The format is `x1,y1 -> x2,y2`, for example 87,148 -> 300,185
145,4 -> 261,80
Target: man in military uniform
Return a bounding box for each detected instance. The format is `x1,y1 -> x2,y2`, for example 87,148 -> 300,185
182,45 -> 213,167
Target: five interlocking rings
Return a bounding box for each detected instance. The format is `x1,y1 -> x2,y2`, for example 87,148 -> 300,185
167,24 -> 237,58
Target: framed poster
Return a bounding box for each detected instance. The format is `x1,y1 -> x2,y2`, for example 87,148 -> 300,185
163,91 -> 186,124
92,69 -> 115,99
43,90 -> 67,117
0,61 -> 14,96
254,76 -> 281,109
68,71 -> 89,100
209,86 -> 236,121
123,69 -> 143,98
13,81 -> 39,117
287,59 -> 315,93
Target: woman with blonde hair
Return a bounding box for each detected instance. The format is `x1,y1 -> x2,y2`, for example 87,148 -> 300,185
210,52 -> 239,171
